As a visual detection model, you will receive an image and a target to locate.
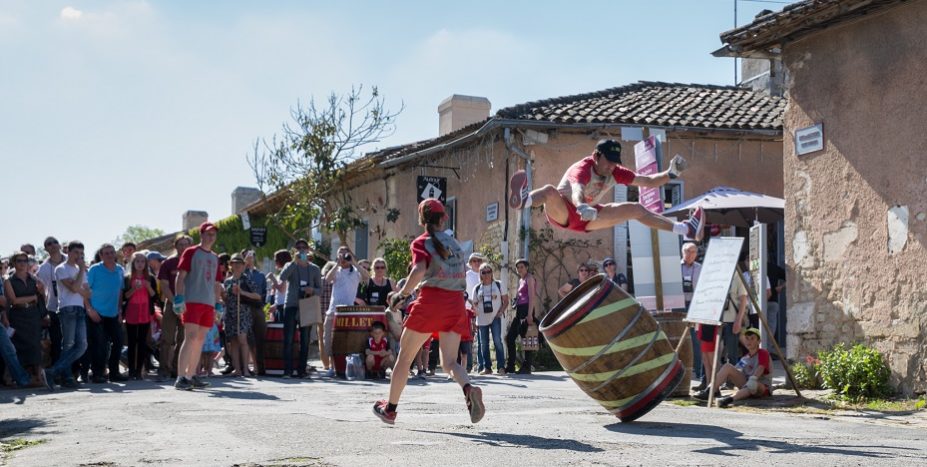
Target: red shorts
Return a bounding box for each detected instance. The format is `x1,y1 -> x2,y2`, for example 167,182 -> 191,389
182,303 -> 216,328
545,192 -> 602,233
404,287 -> 469,336
698,324 -> 717,353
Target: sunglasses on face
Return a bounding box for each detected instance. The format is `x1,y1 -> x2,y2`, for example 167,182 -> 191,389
374,266 -> 386,270
45,241 -> 59,247
15,259 -> 28,264
481,271 -> 492,275
578,268 -> 589,272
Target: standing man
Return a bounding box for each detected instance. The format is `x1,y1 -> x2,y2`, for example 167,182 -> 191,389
278,240 -> 322,378
464,253 -> 482,372
680,242 -> 704,390
322,246 -> 368,377
242,250 -> 268,376
43,241 -> 91,390
157,236 -> 192,380
509,139 -> 704,240
36,236 -> 66,369
86,244 -> 127,383
120,242 -> 137,268
173,223 -> 223,390
602,257 -> 629,292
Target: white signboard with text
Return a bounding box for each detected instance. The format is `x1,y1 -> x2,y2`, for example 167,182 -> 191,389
685,237 -> 744,325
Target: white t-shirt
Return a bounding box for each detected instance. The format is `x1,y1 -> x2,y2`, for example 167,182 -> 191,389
465,269 -> 480,310
37,258 -> 65,311
55,263 -> 87,309
472,281 -> 504,327
327,266 -> 361,315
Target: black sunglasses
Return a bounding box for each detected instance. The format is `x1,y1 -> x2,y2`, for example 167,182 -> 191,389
480,270 -> 492,275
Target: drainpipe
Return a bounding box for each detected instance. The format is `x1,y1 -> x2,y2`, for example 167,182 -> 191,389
504,127 -> 533,273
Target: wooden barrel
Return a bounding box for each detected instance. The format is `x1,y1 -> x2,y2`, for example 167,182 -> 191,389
652,311 -> 693,397
332,306 -> 386,376
263,323 -> 301,376
539,274 -> 683,423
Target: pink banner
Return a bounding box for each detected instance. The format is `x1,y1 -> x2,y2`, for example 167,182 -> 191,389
634,136 -> 663,213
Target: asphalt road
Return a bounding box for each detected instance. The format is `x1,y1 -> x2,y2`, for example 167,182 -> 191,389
2,369 -> 926,467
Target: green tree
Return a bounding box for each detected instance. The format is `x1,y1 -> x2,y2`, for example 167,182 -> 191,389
115,225 -> 165,248
378,236 -> 413,281
248,85 -> 402,246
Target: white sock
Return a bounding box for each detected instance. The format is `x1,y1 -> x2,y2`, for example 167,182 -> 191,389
672,222 -> 689,236
523,194 -> 533,209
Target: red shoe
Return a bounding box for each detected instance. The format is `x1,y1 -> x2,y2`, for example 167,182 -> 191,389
373,400 -> 396,425
686,207 -> 706,242
465,386 -> 485,423
508,170 -> 528,210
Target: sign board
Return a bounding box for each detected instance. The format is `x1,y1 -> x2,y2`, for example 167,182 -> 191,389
416,176 -> 447,204
749,223 -> 769,346
634,136 -> 663,213
628,221 -> 685,311
485,202 -> 499,222
685,236 -> 744,325
240,212 -> 251,230
794,123 -> 824,156
249,227 -> 267,248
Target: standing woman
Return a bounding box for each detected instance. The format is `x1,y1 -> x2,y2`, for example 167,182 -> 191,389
361,257 -> 396,307
505,259 -> 539,375
223,254 -> 256,377
373,199 -> 485,425
3,251 -> 47,384
123,252 -> 157,380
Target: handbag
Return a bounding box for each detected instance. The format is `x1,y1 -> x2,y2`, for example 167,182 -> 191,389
521,324 -> 540,352
298,295 -> 322,327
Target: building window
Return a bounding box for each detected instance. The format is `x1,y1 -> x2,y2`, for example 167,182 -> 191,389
445,197 -> 457,235
354,221 -> 368,259
663,181 -> 684,209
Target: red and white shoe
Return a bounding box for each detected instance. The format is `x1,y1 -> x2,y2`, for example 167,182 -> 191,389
373,400 -> 397,425
508,170 -> 528,210
685,207 -> 706,241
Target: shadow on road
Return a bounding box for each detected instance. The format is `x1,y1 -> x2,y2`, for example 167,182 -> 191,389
0,418 -> 47,439
413,429 -> 603,452
606,421 -> 921,459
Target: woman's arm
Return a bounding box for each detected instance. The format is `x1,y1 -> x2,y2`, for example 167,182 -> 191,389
5,280 -> 36,306
395,261 -> 427,298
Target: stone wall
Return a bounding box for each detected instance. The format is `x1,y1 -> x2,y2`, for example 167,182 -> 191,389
781,1 -> 927,394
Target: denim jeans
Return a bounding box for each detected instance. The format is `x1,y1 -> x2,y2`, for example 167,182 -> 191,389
49,306 -> 88,379
0,323 -> 31,387
478,317 -> 505,372
690,327 -> 703,380
722,322 -> 739,365
282,306 -> 308,376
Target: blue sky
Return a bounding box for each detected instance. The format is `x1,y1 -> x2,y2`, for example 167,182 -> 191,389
0,0 -> 784,254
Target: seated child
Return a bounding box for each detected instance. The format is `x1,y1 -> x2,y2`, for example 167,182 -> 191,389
365,321 -> 394,379
694,327 -> 772,407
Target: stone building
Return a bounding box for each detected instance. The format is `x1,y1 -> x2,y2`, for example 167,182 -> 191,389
308,82 -> 784,307
718,0 -> 927,394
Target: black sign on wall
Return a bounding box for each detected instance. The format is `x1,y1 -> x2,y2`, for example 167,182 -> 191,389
250,227 -> 267,247
416,176 -> 447,204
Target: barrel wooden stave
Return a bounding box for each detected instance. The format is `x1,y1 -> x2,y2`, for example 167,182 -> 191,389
653,312 -> 694,397
264,323 -> 301,375
540,274 -> 681,422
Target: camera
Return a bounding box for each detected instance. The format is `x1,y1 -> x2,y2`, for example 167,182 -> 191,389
343,253 -> 352,262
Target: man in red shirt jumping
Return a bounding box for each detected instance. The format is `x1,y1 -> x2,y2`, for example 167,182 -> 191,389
509,139 -> 704,240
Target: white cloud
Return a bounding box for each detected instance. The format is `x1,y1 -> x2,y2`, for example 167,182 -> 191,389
60,6 -> 82,21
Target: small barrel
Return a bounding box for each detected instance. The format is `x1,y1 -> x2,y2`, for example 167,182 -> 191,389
652,311 -> 694,397
332,306 -> 386,376
263,323 -> 301,376
539,274 -> 682,423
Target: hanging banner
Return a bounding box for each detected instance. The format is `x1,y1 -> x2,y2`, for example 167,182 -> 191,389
634,136 -> 663,213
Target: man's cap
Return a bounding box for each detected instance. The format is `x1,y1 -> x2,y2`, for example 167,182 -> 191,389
419,198 -> 447,217
744,327 -> 761,338
229,253 -> 245,264
602,257 -> 616,267
468,253 -> 484,263
146,251 -> 166,262
595,139 -> 622,163
294,238 -> 311,249
199,222 -> 218,235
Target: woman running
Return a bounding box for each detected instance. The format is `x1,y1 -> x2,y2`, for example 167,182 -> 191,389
373,198 -> 485,425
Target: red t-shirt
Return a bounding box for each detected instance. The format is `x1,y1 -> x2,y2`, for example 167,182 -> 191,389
158,256 -> 181,295
557,155 -> 636,205
411,232 -> 432,269
125,273 -> 151,325
367,336 -> 389,354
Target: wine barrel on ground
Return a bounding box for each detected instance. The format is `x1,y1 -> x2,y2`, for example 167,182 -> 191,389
331,306 -> 386,376
539,274 -> 683,422
652,311 -> 694,397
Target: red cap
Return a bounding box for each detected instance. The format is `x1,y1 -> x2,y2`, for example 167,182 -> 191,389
418,198 -> 446,218
199,222 -> 218,235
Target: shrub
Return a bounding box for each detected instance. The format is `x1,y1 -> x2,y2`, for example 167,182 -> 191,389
817,343 -> 892,400
790,360 -> 821,390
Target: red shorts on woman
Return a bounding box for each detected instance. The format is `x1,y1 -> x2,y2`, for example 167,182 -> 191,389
404,287 -> 469,336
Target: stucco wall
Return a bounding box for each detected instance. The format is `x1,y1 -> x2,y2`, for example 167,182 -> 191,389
781,2 -> 927,394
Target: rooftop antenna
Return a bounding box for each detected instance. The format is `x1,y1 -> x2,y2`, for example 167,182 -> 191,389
734,0 -> 739,85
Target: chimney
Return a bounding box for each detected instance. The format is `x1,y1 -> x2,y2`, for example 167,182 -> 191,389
438,95 -> 491,136
182,211 -> 208,232
740,58 -> 786,97
231,186 -> 263,214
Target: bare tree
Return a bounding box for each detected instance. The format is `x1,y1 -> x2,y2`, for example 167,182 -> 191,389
248,85 -> 402,245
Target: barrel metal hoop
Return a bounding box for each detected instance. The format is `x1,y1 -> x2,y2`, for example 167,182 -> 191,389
541,276 -> 613,339
567,304 -> 646,374
590,327 -> 664,393
610,356 -> 681,416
